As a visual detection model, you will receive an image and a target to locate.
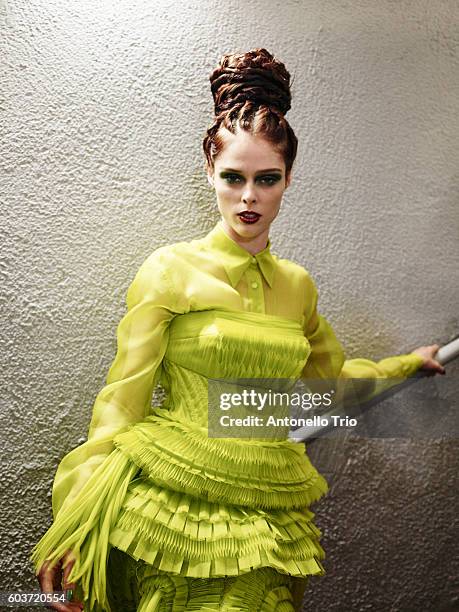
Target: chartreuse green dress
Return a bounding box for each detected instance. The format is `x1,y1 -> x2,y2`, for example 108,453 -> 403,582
30,221 -> 424,611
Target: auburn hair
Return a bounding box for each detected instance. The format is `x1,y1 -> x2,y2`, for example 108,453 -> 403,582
203,48 -> 298,176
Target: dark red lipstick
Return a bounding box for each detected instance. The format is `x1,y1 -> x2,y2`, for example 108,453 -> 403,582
238,211 -> 261,224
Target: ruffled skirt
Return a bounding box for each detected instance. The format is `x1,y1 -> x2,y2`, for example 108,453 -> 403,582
107,547 -> 300,611
30,410 -> 327,612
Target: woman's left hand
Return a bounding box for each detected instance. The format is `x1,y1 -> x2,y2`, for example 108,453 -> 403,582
412,344 -> 445,376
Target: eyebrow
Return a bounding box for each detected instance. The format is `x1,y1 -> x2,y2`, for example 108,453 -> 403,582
219,167 -> 283,174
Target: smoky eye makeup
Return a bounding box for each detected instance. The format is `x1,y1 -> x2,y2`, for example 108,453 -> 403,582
257,174 -> 282,185
219,171 -> 283,185
219,171 -> 243,183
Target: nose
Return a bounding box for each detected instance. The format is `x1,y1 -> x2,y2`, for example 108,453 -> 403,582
241,182 -> 257,206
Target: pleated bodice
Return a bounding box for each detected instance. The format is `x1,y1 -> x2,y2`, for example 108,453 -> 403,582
158,309 -> 311,427
107,309 -> 329,580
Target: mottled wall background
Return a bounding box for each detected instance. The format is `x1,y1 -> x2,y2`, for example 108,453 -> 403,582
1,0 -> 458,610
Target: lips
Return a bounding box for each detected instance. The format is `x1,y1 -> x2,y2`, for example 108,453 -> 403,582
238,211 -> 261,224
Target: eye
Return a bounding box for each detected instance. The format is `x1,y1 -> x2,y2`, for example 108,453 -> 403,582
221,173 -> 243,184
257,174 -> 282,186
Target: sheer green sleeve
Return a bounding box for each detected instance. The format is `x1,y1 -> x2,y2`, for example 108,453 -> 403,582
301,278 -> 346,380
51,250 -> 178,520
301,276 -> 424,382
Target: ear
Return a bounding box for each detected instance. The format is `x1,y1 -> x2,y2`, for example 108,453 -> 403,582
285,171 -> 292,189
207,169 -> 215,188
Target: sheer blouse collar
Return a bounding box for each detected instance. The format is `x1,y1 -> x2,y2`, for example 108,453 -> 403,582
202,220 -> 275,288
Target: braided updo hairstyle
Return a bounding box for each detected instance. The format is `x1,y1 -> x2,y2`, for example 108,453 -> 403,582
203,48 -> 298,176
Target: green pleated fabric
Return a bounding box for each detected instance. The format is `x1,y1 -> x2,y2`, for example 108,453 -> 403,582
136,565 -> 297,611
31,310 -> 326,611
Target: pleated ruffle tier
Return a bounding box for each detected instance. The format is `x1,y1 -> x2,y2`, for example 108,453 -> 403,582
114,408 -> 328,510
30,409 -> 327,612
135,565 -> 297,612
106,547 -> 299,611
31,310 -> 325,611
109,410 -> 327,579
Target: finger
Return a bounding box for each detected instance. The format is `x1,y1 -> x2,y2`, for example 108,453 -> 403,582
62,561 -> 84,610
422,345 -> 439,359
61,555 -> 84,610
62,594 -> 84,611
62,557 -> 75,587
62,561 -> 82,608
37,567 -> 63,612
38,561 -> 77,612
41,590 -> 74,611
425,359 -> 445,374
47,593 -> 83,612
52,561 -> 63,593
432,360 -> 446,374
47,602 -> 78,612
428,357 -> 444,370
44,604 -> 71,612
38,562 -> 57,597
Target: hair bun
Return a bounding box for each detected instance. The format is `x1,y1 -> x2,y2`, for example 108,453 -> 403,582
209,48 -> 292,116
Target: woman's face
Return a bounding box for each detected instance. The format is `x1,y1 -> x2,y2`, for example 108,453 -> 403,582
208,128 -> 291,252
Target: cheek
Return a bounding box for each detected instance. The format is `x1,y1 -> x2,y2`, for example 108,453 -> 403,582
267,187 -> 284,207
216,184 -> 238,200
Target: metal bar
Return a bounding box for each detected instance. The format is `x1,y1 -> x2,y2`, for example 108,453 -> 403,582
289,336 -> 459,442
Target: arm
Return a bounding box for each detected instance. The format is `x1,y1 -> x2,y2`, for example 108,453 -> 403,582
301,276 -> 440,386
51,249 -> 180,520
300,280 -> 346,380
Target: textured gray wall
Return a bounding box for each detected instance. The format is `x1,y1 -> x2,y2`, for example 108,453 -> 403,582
1,0 -> 458,610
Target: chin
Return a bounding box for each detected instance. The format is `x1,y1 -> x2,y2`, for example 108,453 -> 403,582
233,222 -> 263,237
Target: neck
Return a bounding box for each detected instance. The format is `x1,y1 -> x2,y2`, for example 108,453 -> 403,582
220,219 -> 269,255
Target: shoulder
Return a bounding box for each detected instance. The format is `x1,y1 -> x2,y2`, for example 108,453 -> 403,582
127,240 -> 196,312
130,236 -> 210,311
143,235 -> 206,265
136,234 -> 202,274
141,241 -> 187,270
272,253 -> 318,294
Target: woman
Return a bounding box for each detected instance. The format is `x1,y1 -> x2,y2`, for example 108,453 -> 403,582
32,48 -> 444,612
